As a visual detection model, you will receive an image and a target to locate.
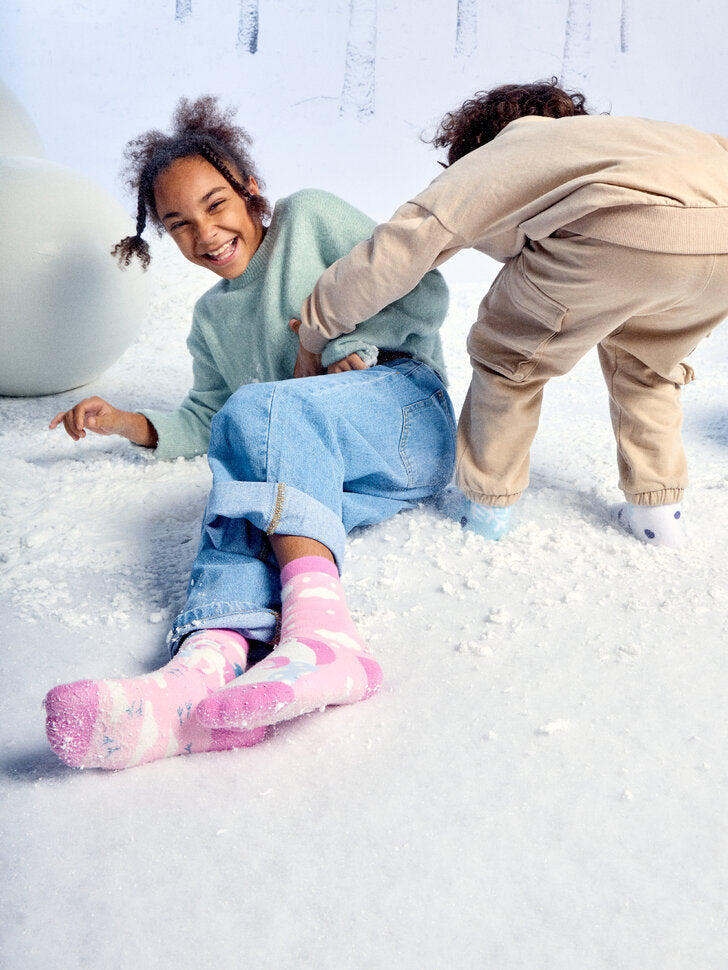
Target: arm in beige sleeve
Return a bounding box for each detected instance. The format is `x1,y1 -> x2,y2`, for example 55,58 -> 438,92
298,203 -> 464,354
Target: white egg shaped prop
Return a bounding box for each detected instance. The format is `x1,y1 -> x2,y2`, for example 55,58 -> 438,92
0,81 -> 45,157
0,157 -> 148,396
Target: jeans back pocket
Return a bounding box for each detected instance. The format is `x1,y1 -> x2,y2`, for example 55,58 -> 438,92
399,389 -> 457,489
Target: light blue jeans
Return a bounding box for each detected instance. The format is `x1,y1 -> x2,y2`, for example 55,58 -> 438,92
169,359 -> 456,653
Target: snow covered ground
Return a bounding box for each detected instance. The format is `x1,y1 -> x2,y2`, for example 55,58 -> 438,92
2,236 -> 727,969
3,1 -> 728,966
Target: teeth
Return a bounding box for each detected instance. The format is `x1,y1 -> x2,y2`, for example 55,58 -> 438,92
207,239 -> 235,260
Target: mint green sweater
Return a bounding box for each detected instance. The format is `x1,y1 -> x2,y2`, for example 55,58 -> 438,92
142,189 -> 448,459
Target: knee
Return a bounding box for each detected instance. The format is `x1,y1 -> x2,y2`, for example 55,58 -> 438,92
209,384 -> 275,477
216,383 -> 275,434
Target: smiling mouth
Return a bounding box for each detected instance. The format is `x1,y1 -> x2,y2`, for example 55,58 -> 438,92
204,238 -> 238,263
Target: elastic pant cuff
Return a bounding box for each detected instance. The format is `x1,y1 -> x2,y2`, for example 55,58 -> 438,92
624,488 -> 684,507
458,486 -> 522,508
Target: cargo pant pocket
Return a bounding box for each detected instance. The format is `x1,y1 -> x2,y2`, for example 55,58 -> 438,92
467,255 -> 567,382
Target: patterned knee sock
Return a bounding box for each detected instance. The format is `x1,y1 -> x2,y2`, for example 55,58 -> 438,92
615,502 -> 686,548
45,630 -> 266,770
196,556 -> 382,731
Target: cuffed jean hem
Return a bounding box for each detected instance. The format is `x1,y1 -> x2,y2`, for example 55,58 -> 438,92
206,480 -> 347,569
170,360 -> 456,656
168,602 -> 281,657
624,487 -> 685,506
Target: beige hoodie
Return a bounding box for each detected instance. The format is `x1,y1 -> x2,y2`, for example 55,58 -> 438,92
300,114 -> 728,354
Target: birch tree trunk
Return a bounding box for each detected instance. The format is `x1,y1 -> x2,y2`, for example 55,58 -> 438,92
175,0 -> 192,23
620,0 -> 630,53
340,0 -> 377,119
561,0 -> 592,88
455,0 -> 477,59
237,0 -> 259,53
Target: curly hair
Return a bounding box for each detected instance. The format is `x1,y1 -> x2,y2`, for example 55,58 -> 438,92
430,78 -> 591,166
112,96 -> 271,269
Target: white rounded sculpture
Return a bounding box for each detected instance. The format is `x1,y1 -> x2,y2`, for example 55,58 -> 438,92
0,80 -> 45,158
0,157 -> 148,396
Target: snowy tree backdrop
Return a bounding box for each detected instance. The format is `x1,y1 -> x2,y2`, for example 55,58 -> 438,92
1,0 -> 725,234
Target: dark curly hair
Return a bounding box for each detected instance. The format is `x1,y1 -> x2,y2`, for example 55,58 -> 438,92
430,78 -> 591,166
112,96 -> 271,269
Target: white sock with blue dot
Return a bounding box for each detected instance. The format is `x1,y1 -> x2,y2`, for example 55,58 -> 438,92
615,502 -> 686,548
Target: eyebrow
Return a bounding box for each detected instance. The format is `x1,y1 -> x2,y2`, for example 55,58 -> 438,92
161,185 -> 229,222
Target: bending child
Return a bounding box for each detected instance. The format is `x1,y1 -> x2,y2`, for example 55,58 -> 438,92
45,96 -> 455,770
294,79 -> 728,548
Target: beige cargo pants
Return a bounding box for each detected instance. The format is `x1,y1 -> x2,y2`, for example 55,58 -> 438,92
457,232 -> 728,507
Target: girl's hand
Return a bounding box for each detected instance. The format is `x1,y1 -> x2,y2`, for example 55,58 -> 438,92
327,353 -> 369,375
49,397 -> 157,448
289,319 -> 323,378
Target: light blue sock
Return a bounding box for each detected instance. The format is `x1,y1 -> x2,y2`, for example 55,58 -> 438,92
437,488 -> 513,540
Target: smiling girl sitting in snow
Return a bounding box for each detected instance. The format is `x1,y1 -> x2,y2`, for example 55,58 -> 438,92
44,96 -> 455,770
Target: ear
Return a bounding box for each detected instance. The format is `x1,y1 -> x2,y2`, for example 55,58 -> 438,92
247,175 -> 260,196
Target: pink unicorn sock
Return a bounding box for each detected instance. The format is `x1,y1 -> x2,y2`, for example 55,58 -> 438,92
196,556 -> 382,731
44,630 -> 266,770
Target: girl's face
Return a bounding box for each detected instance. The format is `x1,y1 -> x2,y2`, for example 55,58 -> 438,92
153,155 -> 264,279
